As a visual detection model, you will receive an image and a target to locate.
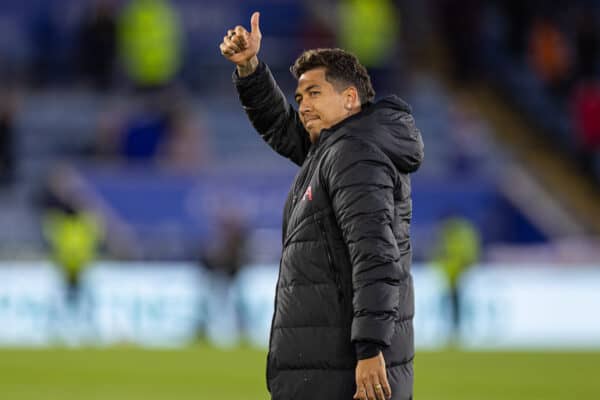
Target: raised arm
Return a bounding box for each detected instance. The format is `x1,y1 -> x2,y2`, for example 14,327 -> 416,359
220,12 -> 310,166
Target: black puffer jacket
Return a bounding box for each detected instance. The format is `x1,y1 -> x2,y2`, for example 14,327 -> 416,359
235,62 -> 424,400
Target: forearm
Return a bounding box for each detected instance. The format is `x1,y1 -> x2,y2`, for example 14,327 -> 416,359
233,61 -> 310,165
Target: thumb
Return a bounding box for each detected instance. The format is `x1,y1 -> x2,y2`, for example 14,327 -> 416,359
250,11 -> 261,35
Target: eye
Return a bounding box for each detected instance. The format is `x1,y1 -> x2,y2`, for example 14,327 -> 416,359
309,91 -> 320,97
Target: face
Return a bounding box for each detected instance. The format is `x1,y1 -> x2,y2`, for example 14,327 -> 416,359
295,68 -> 357,143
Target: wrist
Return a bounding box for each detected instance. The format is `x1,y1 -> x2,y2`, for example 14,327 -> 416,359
236,56 -> 259,78
355,341 -> 382,360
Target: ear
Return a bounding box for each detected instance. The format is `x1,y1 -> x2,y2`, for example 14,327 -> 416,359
343,86 -> 360,109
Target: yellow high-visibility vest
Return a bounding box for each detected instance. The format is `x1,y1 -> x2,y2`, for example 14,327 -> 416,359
119,0 -> 182,86
338,0 -> 400,67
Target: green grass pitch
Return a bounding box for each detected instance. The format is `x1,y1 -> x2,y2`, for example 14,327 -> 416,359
0,345 -> 598,399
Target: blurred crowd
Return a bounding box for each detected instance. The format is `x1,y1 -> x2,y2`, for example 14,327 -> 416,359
1,0 -> 599,296
7,0 -> 180,91
0,0 -> 412,91
0,0 -> 413,175
435,0 -> 600,182
0,0 -> 416,281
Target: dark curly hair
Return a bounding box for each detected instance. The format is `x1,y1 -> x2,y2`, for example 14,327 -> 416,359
290,48 -> 375,104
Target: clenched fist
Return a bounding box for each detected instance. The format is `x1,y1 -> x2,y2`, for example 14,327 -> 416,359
219,11 -> 262,77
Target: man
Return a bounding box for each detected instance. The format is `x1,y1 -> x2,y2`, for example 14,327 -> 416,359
220,12 -> 423,400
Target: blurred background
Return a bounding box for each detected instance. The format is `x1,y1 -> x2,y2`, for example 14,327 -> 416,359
1,0 -> 600,399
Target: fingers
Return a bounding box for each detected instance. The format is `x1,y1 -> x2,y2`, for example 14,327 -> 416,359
372,380 -> 386,400
354,374 -> 391,400
223,35 -> 242,53
219,42 -> 234,57
219,11 -> 258,60
220,28 -> 250,58
233,26 -> 249,47
354,384 -> 384,400
366,387 -> 377,400
378,369 -> 392,399
353,376 -> 376,400
250,11 -> 261,35
365,374 -> 380,400
220,40 -> 238,57
353,386 -> 368,400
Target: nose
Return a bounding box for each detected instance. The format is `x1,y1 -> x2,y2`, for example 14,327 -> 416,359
299,99 -> 312,116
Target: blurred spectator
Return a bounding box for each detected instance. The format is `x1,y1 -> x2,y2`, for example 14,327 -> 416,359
200,211 -> 250,347
118,0 -> 182,90
76,0 -> 118,91
166,111 -> 211,170
527,15 -> 572,96
431,215 -> 481,340
573,10 -> 599,80
96,90 -> 210,169
40,165 -> 104,303
570,78 -> 600,175
0,92 -> 16,186
338,0 -> 400,91
113,99 -> 170,160
435,0 -> 483,83
200,212 -> 250,279
486,2 -> 600,182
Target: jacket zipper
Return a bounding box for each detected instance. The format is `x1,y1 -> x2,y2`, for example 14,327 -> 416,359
315,217 -> 343,301
267,147 -> 316,390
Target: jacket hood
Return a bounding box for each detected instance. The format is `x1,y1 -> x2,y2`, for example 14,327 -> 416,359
330,95 -> 424,173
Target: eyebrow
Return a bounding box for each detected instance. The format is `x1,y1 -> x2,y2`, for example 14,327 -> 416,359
295,84 -> 321,100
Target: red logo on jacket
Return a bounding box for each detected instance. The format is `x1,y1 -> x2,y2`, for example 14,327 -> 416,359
303,185 -> 313,201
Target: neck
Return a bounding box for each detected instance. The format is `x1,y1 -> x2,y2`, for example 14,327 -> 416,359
309,131 -> 320,144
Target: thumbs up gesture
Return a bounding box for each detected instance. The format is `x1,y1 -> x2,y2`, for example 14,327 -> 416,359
220,12 -> 262,76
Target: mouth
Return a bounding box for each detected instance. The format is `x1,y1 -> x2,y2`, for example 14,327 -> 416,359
304,116 -> 320,126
